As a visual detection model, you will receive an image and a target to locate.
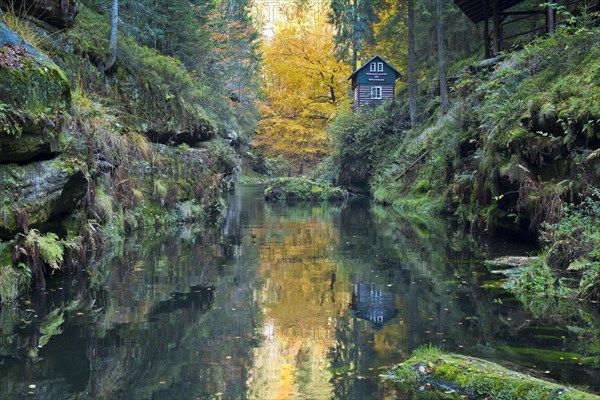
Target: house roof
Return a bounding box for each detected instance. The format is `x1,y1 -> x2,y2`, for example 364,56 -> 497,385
454,0 -> 527,23
349,55 -> 402,80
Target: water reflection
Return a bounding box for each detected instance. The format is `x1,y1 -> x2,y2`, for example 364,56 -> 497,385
0,184 -> 599,399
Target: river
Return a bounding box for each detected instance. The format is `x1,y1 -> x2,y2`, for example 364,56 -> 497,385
1,184 -> 598,399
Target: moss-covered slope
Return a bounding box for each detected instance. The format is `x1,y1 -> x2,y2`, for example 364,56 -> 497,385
0,3 -> 240,302
369,26 -> 599,236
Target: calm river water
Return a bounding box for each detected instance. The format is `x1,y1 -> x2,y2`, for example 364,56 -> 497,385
1,184 -> 599,399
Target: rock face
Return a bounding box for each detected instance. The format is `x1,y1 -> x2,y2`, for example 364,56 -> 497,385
0,22 -> 71,165
0,23 -> 71,110
0,132 -> 58,163
0,0 -> 78,29
0,23 -> 86,238
0,156 -> 87,238
143,121 -> 213,146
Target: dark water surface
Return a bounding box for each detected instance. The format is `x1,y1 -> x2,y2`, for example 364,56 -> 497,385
1,184 -> 599,399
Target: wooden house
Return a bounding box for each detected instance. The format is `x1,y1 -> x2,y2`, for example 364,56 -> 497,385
349,55 -> 401,111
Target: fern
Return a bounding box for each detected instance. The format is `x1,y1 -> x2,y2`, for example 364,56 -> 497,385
23,229 -> 81,270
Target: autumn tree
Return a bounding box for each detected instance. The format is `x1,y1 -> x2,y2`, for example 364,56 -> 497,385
364,0 -> 407,71
204,0 -> 260,106
253,3 -> 351,173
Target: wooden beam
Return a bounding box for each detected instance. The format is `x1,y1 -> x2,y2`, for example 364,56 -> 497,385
501,10 -> 543,15
493,0 -> 502,54
483,0 -> 491,58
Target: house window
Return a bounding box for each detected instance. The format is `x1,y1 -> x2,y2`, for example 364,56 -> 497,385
370,62 -> 377,72
371,86 -> 382,99
377,62 -> 383,72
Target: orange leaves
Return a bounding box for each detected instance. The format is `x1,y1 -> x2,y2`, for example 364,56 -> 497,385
0,43 -> 31,69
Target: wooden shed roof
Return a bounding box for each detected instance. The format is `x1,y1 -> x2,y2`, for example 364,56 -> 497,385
454,0 -> 527,23
349,55 -> 401,80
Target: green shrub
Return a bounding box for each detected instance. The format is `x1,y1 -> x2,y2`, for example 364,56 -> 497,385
328,103 -> 402,190
506,190 -> 600,310
264,177 -> 348,202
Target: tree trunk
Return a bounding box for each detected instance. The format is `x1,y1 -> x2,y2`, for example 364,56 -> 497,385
462,14 -> 471,54
104,0 -> 119,72
407,0 -> 417,128
437,0 -> 449,113
352,0 -> 358,70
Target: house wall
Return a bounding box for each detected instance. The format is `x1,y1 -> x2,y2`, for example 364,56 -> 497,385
352,84 -> 395,110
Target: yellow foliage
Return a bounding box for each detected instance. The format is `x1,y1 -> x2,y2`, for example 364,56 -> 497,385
363,0 -> 407,78
253,5 -> 351,173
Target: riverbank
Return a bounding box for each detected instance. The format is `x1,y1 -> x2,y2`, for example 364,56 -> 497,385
0,2 -> 249,301
326,22 -> 600,312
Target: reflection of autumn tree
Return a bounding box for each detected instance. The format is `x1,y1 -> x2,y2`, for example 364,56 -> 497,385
248,208 -> 350,399
253,5 -> 351,173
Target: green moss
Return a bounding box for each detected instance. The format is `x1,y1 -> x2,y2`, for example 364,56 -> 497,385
390,347 -> 600,400
64,4 -> 220,139
264,177 -> 349,202
0,155 -> 88,235
0,23 -> 70,123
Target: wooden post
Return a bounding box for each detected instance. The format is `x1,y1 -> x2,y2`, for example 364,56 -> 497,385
546,4 -> 555,35
483,0 -> 491,58
493,0 -> 501,54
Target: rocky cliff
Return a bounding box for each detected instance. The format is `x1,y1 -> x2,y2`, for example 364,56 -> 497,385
0,2 -> 239,301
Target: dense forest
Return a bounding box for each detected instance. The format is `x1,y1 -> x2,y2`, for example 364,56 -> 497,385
0,0 -> 599,397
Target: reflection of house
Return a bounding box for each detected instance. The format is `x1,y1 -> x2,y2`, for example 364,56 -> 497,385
351,283 -> 398,330
349,55 -> 401,111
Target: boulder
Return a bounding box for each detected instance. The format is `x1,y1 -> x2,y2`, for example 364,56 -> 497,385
0,23 -> 70,112
0,0 -> 78,29
390,348 -> 600,400
0,131 -> 59,163
0,155 -> 87,238
0,23 -> 70,162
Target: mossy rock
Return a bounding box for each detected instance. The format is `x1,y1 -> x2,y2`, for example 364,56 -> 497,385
0,130 -> 62,163
0,155 -> 87,238
0,23 -> 70,113
389,347 -> 600,400
0,0 -> 79,29
0,23 -> 70,161
62,5 -> 217,145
